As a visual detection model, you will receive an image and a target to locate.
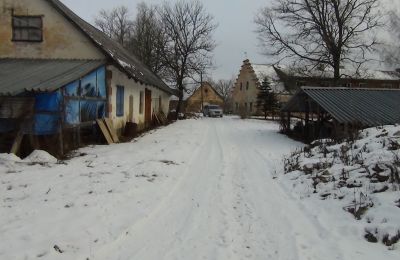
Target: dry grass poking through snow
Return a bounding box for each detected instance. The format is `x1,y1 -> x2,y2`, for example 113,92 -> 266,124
283,125 -> 400,248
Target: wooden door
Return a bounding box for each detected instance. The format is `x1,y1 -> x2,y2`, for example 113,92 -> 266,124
145,89 -> 152,126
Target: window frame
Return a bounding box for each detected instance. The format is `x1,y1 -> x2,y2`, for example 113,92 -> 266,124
12,15 -> 44,42
116,85 -> 124,117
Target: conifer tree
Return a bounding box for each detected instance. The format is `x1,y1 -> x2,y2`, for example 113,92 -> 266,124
257,78 -> 278,119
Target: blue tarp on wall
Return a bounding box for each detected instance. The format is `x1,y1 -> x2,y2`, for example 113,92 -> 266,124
33,91 -> 62,135
64,66 -> 107,126
33,66 -> 106,135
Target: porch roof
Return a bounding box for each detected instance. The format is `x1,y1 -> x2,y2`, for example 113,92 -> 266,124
0,59 -> 105,95
282,87 -> 400,126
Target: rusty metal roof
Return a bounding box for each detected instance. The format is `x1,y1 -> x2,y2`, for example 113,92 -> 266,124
282,87 -> 400,126
0,59 -> 105,95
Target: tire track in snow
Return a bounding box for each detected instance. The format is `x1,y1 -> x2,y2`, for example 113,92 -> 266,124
92,119 -> 229,260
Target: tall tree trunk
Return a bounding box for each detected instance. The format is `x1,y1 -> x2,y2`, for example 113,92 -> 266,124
175,77 -> 184,120
333,57 -> 341,86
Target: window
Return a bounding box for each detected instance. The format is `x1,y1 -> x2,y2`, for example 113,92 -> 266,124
343,82 -> 352,88
240,82 -> 243,91
116,86 -> 124,117
359,82 -> 367,88
12,16 -> 43,42
246,81 -> 249,90
139,91 -> 144,114
159,95 -> 162,112
235,103 -> 239,111
249,102 -> 253,112
244,102 -> 248,111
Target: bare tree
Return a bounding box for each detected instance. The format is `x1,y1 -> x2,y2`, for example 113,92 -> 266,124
383,10 -> 400,67
95,6 -> 133,46
159,0 -> 217,118
214,78 -> 234,112
255,0 -> 381,81
128,3 -> 165,74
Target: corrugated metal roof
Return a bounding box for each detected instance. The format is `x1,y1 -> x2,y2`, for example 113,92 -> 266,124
282,87 -> 400,126
0,59 -> 105,95
47,0 -> 177,96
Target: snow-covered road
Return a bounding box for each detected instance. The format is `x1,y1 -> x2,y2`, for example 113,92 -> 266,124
1,117 -> 398,260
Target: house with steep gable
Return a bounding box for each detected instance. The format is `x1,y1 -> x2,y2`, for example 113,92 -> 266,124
186,82 -> 224,113
232,59 -> 290,115
232,59 -> 400,116
0,0 -> 176,155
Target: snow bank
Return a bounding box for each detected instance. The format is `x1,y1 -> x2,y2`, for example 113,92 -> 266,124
0,153 -> 21,163
22,150 -> 58,164
282,125 -> 400,248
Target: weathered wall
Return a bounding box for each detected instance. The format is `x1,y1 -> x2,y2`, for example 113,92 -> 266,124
232,61 -> 260,115
107,65 -> 170,133
186,83 -> 224,113
0,0 -> 104,59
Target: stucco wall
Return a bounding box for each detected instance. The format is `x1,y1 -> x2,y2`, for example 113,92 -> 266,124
232,61 -> 292,115
232,62 -> 260,114
108,66 -> 171,133
0,0 -> 104,59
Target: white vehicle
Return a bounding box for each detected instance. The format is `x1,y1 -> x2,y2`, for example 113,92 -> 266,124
203,105 -> 223,117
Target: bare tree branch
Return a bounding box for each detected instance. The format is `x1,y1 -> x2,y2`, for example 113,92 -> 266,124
255,0 -> 382,81
159,0 -> 217,117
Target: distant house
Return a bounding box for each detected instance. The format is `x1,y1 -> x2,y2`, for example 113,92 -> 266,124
0,0 -> 175,155
232,59 -> 290,115
232,59 -> 400,115
186,82 -> 224,113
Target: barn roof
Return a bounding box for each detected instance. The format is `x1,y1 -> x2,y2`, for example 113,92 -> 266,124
0,59 -> 105,95
46,0 -> 176,95
276,66 -> 400,81
282,87 -> 400,126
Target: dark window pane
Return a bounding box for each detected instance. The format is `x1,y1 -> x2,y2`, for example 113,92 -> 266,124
116,86 -> 124,117
29,17 -> 42,28
12,16 -> 43,42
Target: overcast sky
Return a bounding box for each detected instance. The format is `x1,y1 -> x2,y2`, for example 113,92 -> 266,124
61,0 -> 273,80
61,0 -> 398,80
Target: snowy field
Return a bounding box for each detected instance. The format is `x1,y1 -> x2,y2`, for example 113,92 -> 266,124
0,117 -> 399,260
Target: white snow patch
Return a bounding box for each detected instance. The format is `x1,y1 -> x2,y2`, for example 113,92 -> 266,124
0,153 -> 21,163
281,125 -> 400,249
22,150 -> 58,164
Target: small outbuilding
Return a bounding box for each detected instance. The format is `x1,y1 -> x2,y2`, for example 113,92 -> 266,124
281,87 -> 400,141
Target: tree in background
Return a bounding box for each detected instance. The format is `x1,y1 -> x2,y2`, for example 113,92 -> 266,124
128,3 -> 165,74
211,78 -> 234,112
257,78 -> 278,120
158,0 -> 217,119
94,6 -> 133,46
382,10 -> 400,68
255,0 -> 381,82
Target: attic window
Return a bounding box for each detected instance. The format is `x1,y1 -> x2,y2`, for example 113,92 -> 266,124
12,16 -> 43,42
